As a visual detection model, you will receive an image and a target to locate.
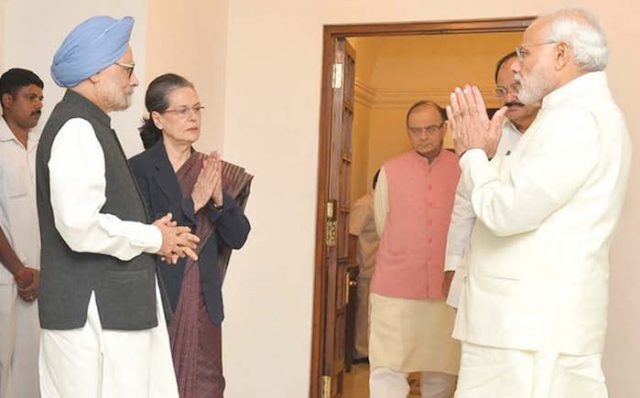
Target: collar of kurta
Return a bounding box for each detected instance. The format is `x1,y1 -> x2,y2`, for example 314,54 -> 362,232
502,118 -> 523,136
0,113 -> 41,146
63,89 -> 112,128
0,115 -> 14,142
542,71 -> 608,109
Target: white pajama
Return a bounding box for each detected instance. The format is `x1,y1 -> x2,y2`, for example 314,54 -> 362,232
370,367 -> 456,398
39,284 -> 178,398
0,284 -> 40,398
38,115 -> 177,397
455,342 -> 607,398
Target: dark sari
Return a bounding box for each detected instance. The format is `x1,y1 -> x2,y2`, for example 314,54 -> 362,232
168,152 -> 252,398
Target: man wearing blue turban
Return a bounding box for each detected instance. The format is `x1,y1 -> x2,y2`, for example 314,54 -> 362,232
35,15 -> 199,398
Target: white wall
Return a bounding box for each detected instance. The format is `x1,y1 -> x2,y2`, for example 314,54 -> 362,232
2,0 -> 148,156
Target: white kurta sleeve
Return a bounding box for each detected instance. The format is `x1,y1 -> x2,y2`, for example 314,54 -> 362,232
48,118 -> 162,261
373,167 -> 389,237
460,108 -> 600,237
444,178 -> 476,272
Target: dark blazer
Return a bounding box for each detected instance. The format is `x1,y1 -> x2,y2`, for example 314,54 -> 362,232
129,140 -> 250,325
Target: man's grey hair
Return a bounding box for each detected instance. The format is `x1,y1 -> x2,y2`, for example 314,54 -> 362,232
543,7 -> 608,72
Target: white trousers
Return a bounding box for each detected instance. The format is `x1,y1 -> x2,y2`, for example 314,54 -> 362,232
455,342 -> 608,398
0,283 -> 40,398
370,367 -> 456,398
39,284 -> 178,398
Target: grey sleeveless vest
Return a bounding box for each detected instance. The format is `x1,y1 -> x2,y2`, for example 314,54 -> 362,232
36,90 -> 158,330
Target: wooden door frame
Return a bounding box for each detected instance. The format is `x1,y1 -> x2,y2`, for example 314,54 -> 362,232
310,16 -> 534,398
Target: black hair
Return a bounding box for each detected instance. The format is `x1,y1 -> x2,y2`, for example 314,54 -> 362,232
0,68 -> 44,109
494,51 -> 518,83
372,169 -> 381,190
405,100 -> 446,127
138,73 -> 194,149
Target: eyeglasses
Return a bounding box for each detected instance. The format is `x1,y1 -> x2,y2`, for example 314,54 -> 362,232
495,82 -> 521,98
163,105 -> 205,118
515,41 -> 557,61
116,62 -> 135,78
408,122 -> 444,135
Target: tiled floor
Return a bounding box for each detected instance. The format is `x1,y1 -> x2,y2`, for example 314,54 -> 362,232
343,363 -> 422,397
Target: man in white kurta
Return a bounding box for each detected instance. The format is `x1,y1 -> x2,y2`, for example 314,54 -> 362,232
446,8 -> 630,398
0,68 -> 44,398
37,16 -> 199,398
444,52 -> 540,308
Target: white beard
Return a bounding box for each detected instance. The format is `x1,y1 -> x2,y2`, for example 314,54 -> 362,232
515,61 -> 554,105
98,78 -> 133,112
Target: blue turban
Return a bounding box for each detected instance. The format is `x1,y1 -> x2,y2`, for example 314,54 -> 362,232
51,16 -> 134,88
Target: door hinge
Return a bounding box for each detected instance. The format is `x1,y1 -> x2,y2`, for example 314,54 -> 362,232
326,221 -> 337,247
326,200 -> 337,247
321,375 -> 331,398
332,63 -> 343,89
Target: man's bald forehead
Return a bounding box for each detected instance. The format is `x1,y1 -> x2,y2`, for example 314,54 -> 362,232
406,101 -> 446,126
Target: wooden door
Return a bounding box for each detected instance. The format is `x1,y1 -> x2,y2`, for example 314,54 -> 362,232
312,19 -> 534,398
319,37 -> 356,398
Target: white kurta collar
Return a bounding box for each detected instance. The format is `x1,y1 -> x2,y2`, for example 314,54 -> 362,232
0,116 -> 15,142
0,115 -> 41,150
542,71 -> 608,109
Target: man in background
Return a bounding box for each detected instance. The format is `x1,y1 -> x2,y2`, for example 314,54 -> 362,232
370,101 -> 460,398
444,51 -> 540,308
0,68 -> 44,398
348,169 -> 380,361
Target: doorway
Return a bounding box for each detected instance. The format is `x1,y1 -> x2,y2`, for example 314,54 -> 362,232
310,17 -> 533,398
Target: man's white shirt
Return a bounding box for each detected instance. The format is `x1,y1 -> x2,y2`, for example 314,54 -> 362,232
0,117 -> 41,283
445,119 -> 523,307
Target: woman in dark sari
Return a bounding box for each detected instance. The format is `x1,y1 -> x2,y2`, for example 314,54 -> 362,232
129,73 -> 250,398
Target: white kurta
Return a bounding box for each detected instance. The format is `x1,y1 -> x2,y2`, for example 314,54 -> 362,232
39,118 -> 178,398
0,118 -> 41,398
444,121 -> 522,308
453,72 -> 630,396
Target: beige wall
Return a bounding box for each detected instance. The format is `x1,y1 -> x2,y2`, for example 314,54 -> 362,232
351,33 -> 522,202
146,0 -> 228,155
0,1 -> 4,71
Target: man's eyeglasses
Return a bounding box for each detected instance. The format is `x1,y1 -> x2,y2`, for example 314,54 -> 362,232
495,83 -> 521,98
163,105 -> 205,118
408,122 -> 444,135
515,41 -> 557,61
116,62 -> 135,78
